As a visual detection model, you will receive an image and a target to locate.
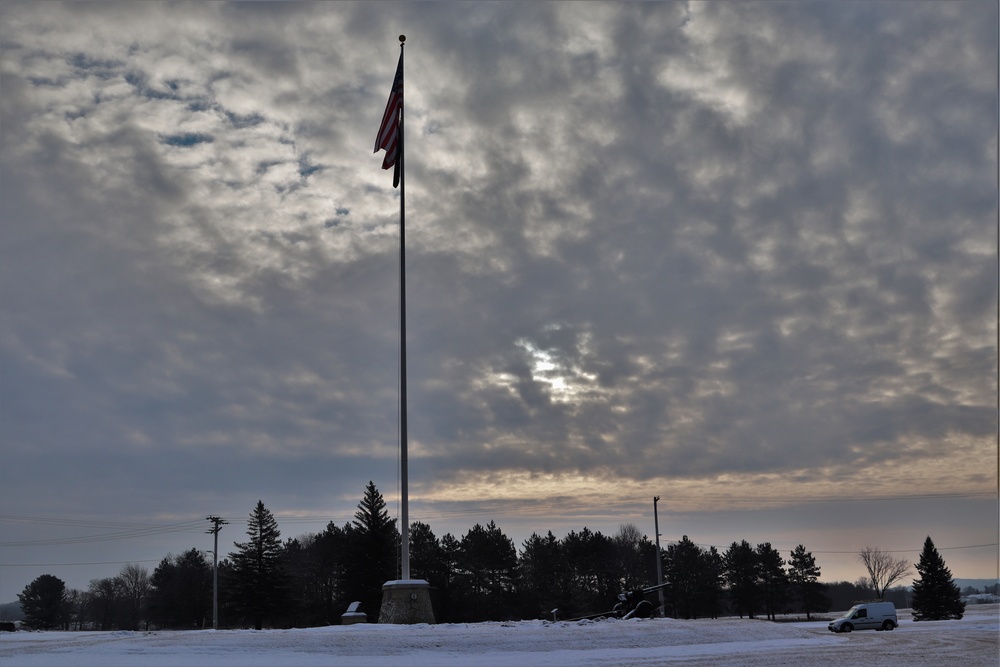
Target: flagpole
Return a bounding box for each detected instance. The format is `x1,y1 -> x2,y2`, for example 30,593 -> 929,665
376,35 -> 431,623
397,34 -> 410,583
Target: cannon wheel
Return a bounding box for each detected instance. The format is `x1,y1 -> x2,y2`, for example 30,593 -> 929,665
633,600 -> 655,619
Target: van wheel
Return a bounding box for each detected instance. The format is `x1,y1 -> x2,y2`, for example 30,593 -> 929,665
881,620 -> 895,631
841,623 -> 853,633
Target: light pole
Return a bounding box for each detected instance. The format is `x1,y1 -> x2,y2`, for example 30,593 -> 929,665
653,497 -> 665,617
206,515 -> 228,630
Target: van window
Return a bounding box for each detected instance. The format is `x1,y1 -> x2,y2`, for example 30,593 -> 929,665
853,609 -> 867,619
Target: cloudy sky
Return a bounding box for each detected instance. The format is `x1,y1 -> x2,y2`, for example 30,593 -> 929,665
1,1 -> 997,600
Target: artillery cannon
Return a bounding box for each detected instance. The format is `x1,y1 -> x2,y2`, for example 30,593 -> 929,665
612,582 -> 668,619
562,582 -> 668,621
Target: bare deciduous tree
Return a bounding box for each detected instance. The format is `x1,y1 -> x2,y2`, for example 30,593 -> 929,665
614,523 -> 645,546
614,523 -> 652,590
118,563 -> 151,630
858,546 -> 911,599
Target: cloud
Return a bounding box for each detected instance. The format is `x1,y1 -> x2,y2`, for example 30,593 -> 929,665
0,0 -> 995,579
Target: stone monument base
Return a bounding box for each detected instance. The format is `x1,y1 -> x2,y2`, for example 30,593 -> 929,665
378,579 -> 435,624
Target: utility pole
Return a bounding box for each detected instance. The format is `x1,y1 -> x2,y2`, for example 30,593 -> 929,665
206,515 -> 228,630
653,497 -> 665,617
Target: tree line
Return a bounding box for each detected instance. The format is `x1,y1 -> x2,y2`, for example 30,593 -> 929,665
17,483 -> 967,630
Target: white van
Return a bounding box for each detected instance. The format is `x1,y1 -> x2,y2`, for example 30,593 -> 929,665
828,601 -> 897,633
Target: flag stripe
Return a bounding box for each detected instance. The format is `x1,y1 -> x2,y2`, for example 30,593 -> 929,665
375,52 -> 403,173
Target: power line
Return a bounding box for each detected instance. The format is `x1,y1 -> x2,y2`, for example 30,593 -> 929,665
410,490 -> 996,516
809,543 -> 1000,555
0,518 -> 207,547
0,488 -> 993,549
0,514 -> 198,529
2,559 -> 164,567
664,539 -> 999,556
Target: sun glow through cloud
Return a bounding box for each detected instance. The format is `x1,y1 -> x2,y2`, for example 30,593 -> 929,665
0,1 -> 996,598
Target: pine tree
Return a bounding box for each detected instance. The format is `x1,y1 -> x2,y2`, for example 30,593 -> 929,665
700,546 -> 725,619
344,482 -> 398,619
723,540 -> 759,618
911,536 -> 965,621
18,574 -> 68,630
455,521 -> 518,621
409,521 -> 448,590
664,536 -> 704,619
561,528 -> 616,615
756,542 -> 789,621
517,531 -> 564,619
149,549 -> 212,628
311,522 -> 350,623
438,532 -> 462,622
230,500 -> 286,629
612,523 -> 654,591
787,545 -> 828,620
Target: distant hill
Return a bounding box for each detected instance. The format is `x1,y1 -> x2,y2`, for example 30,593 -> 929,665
0,601 -> 24,622
954,578 -> 999,592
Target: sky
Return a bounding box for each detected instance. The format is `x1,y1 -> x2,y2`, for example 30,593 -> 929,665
1,1 -> 997,602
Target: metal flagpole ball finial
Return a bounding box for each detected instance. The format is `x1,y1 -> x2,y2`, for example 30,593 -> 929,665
399,35 -> 406,43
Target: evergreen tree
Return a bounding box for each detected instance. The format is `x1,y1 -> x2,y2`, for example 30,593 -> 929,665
699,546 -> 725,619
663,536 -> 704,619
787,544 -> 828,620
409,521 -> 448,591
755,542 -> 788,620
149,549 -> 212,628
454,521 -> 518,621
824,580 -> 879,611
281,537 -> 313,627
229,500 -> 286,629
437,532 -> 462,622
345,482 -> 398,620
911,536 -> 965,621
723,540 -> 759,618
517,531 -> 565,619
612,523 -> 655,591
589,531 -> 620,606
18,574 -> 68,630
310,522 -> 350,623
561,528 -> 616,616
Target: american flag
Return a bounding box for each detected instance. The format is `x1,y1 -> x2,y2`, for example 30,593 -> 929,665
374,52 -> 403,185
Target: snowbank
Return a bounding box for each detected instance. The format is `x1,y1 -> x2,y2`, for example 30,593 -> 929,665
2,605 -> 997,667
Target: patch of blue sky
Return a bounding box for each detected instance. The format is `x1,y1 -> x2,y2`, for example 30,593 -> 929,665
162,133 -> 214,147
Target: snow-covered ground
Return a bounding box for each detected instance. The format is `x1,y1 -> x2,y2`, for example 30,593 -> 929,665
2,605 -> 997,667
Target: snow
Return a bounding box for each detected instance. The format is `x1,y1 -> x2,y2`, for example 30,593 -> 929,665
2,605 -> 997,667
